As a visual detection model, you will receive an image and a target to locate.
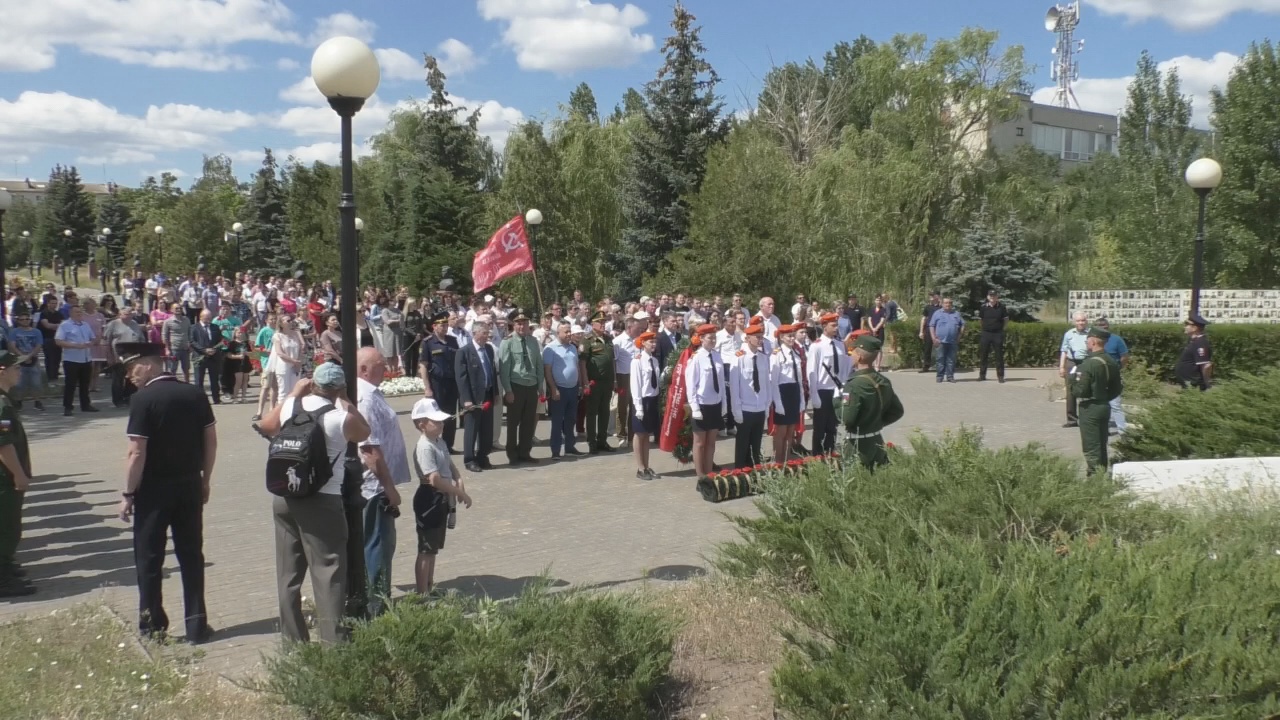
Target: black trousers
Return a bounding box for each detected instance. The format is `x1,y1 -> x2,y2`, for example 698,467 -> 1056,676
44,339 -> 62,381
722,364 -> 736,430
920,335 -> 934,371
462,391 -> 495,464
734,410 -> 767,469
429,379 -> 458,449
194,353 -> 223,403
403,336 -> 421,376
813,389 -> 838,454
979,331 -> 1005,379
111,362 -> 131,406
62,360 -> 93,411
132,482 -> 207,638
506,383 -> 539,462
1064,358 -> 1081,422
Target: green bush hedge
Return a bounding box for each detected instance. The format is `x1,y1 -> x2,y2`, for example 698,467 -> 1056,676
1115,367 -> 1280,462
888,320 -> 1280,380
267,584 -> 674,720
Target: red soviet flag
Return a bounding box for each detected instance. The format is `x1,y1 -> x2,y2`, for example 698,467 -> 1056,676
472,216 -> 535,292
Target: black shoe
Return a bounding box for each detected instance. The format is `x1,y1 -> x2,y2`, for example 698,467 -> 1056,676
998,378 -> 1006,384
597,443 -> 616,453
3,563 -> 27,579
711,463 -> 723,472
465,462 -> 482,473
947,377 -> 956,383
978,376 -> 987,382
185,625 -> 216,645
550,454 -> 561,460
936,377 -> 943,383
251,414 -> 262,422
589,447 -> 600,455
478,459 -> 494,470
82,405 -> 100,413
0,576 -> 36,598
565,447 -> 585,456
448,449 -> 461,455
63,408 -> 73,417
507,456 -> 523,466
645,468 -> 660,480
520,456 -> 540,465
636,470 -> 648,480
33,401 -> 44,411
1063,421 -> 1078,428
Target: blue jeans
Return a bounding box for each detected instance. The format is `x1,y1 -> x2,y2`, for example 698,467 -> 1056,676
166,349 -> 191,375
362,495 -> 397,616
547,384 -> 580,456
935,342 -> 958,379
1110,395 -> 1126,432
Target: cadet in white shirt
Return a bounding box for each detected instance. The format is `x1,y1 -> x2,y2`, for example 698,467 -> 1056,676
769,323 -> 805,462
730,324 -> 771,469
683,323 -> 725,480
806,312 -> 850,455
716,311 -> 745,435
611,313 -> 643,443
628,331 -> 661,481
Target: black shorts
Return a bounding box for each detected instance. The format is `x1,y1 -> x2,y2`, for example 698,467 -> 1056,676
692,403 -> 724,432
413,485 -> 448,555
631,395 -> 659,435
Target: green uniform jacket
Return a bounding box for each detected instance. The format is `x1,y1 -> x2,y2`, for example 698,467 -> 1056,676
1071,351 -> 1122,404
838,369 -> 905,436
0,390 -> 31,483
580,333 -> 615,386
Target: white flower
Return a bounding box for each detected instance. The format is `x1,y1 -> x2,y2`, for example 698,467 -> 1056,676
379,376 -> 424,397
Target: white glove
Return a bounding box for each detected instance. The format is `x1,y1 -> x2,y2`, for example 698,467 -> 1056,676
809,397 -> 819,410
691,406 -> 703,420
635,410 -> 644,421
733,413 -> 744,426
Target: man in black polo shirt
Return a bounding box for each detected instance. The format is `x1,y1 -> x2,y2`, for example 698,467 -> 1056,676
977,289 -> 1010,382
1176,314 -> 1213,391
116,342 -> 217,644
917,292 -> 941,373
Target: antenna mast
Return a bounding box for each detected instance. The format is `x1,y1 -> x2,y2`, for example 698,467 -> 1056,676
1045,1 -> 1083,109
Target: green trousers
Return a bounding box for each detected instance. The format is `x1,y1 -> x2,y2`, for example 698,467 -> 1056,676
0,475 -> 22,569
584,379 -> 613,448
1078,401 -> 1111,474
843,436 -> 889,471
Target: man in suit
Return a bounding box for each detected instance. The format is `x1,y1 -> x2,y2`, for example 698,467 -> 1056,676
656,312 -> 681,371
189,309 -> 225,405
454,320 -> 498,473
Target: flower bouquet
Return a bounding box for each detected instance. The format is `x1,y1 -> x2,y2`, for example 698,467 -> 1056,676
379,375 -> 425,397
697,453 -> 842,503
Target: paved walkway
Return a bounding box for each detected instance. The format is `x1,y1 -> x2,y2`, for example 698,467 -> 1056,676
3,367 -> 1081,675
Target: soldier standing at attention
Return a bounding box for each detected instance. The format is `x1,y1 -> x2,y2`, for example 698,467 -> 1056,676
0,352 -> 36,597
1176,314 -> 1213,391
116,341 -> 218,644
837,336 -> 904,469
579,311 -> 616,454
1070,328 -> 1123,474
420,311 -> 459,452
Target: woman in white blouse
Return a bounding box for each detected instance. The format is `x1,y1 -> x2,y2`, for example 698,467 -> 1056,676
629,331 -> 661,481
269,314 -> 305,396
770,323 -> 805,463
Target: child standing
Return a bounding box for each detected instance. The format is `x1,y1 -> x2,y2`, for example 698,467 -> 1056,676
410,397 -> 472,595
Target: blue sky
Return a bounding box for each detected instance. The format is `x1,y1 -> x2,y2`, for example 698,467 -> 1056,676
0,0 -> 1270,187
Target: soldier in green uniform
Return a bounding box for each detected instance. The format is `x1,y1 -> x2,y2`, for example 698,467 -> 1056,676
837,336 -> 905,470
0,351 -> 36,597
578,311 -> 616,453
1070,327 -> 1123,474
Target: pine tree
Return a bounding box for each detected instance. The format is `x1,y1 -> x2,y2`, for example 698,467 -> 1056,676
568,82 -> 599,124
933,208 -> 1058,321
610,2 -> 727,297
97,189 -> 133,272
40,165 -> 97,267
241,149 -> 292,275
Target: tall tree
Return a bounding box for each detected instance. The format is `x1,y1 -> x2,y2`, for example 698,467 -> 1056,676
611,2 -> 727,296
567,82 -> 600,124
241,149 -> 292,275
611,88 -> 647,122
1210,40 -> 1280,288
40,166 -> 97,266
97,189 -> 133,272
118,172 -> 184,273
932,208 -> 1059,320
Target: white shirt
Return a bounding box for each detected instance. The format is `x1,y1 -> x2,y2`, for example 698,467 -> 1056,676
790,303 -> 806,323
612,332 -> 638,374
716,328 -> 744,357
770,344 -> 804,387
730,345 -> 771,416
357,377 -> 411,499
683,347 -> 726,415
253,291 -> 269,313
806,335 -> 850,405
629,350 -> 661,403
755,312 -> 782,343
278,395 -> 350,496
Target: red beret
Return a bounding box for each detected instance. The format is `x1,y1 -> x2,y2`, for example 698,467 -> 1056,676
696,323 -> 718,336
635,331 -> 656,348
744,324 -> 764,336
748,315 -> 764,326
776,323 -> 796,334
819,313 -> 840,325
849,328 -> 870,338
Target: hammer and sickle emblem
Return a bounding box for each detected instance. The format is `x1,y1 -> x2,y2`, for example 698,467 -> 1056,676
501,230 -> 525,253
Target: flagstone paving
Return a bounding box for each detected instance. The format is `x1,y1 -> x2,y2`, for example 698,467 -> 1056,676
3,366 -> 1080,677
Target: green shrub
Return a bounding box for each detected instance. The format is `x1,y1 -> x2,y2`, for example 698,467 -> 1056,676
771,503 -> 1280,719
1114,367 -> 1280,462
266,583 -> 675,720
717,431 -> 1148,587
888,320 -> 1280,380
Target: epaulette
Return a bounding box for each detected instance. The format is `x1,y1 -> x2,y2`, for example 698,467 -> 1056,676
736,350 -> 745,357
774,348 -> 781,353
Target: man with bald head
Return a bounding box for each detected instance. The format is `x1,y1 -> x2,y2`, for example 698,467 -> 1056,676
355,346 -> 407,616
755,297 -> 781,343
189,308 -> 225,405
1058,312 -> 1091,427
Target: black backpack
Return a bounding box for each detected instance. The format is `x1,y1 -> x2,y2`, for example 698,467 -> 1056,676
266,402 -> 340,498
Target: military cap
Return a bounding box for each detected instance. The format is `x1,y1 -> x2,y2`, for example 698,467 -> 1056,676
590,310 -> 607,324
116,342 -> 166,365
1186,313 -> 1209,327
776,323 -> 796,334
1087,328 -> 1111,341
430,310 -> 449,325
695,323 -> 718,336
852,335 -> 882,353
748,315 -> 764,327
0,351 -> 21,369
819,312 -> 840,325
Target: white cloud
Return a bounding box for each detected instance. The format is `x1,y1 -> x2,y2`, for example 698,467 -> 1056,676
277,57 -> 301,71
144,104 -> 259,133
437,39 -> 478,76
1031,51 -> 1239,127
273,92 -> 524,152
1082,0 -> 1280,30
79,149 -> 158,165
0,0 -> 300,72
374,48 -> 422,82
477,0 -> 655,73
276,140 -> 376,166
279,76 -> 326,106
141,168 -> 188,180
309,12 -> 376,45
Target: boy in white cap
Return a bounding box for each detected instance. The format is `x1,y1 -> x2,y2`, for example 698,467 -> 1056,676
410,397 -> 472,595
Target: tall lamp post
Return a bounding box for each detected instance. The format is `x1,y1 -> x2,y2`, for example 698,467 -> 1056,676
524,208 -> 545,311
97,227 -> 113,293
230,222 -> 244,274
0,188 -> 11,318
21,231 -> 30,278
154,225 -> 165,268
312,34 -> 380,619
62,229 -> 80,286
1184,158 -> 1223,316
354,217 -> 363,269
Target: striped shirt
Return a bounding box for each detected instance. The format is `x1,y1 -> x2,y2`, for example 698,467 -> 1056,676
357,377 -> 411,499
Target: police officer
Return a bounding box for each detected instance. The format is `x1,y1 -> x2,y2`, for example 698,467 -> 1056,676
836,336 -> 904,469
420,311 -> 459,451
1070,328 -> 1122,474
0,352 -> 36,597
116,341 -> 217,644
579,310 -> 616,453
1176,314 -> 1213,391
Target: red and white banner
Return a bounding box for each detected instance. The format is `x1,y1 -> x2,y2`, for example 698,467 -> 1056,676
659,345 -> 693,453
472,216 -> 535,292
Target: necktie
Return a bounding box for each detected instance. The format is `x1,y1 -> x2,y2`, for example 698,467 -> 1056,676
650,358 -> 658,390
751,354 -> 760,393
790,350 -> 799,383
519,337 -> 531,368
710,354 -> 720,393
829,343 -> 838,383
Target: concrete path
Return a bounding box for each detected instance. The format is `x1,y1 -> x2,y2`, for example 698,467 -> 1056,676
3,367 -> 1080,676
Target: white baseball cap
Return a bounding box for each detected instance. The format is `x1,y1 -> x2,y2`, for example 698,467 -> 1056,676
633,311 -> 651,321
411,397 -> 452,422
569,324 -> 584,334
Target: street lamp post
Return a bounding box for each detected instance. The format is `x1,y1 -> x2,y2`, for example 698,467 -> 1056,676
154,225 -> 165,268
354,217 -> 363,270
21,231 -> 30,279
1184,158 -> 1224,316
98,227 -> 113,293
231,222 -> 244,273
312,34 -> 380,620
0,188 -> 11,319
524,208 -> 545,311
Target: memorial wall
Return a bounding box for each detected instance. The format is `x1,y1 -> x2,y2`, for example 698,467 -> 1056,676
1067,290 -> 1280,324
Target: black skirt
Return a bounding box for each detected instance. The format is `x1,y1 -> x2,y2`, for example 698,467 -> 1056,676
631,395 -> 659,436
775,382 -> 801,425
692,403 -> 725,432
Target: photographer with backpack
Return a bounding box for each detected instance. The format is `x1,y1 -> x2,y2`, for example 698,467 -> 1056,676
257,362 -> 370,644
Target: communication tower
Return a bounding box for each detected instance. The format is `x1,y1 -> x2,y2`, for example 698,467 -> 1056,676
1045,2 -> 1084,109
